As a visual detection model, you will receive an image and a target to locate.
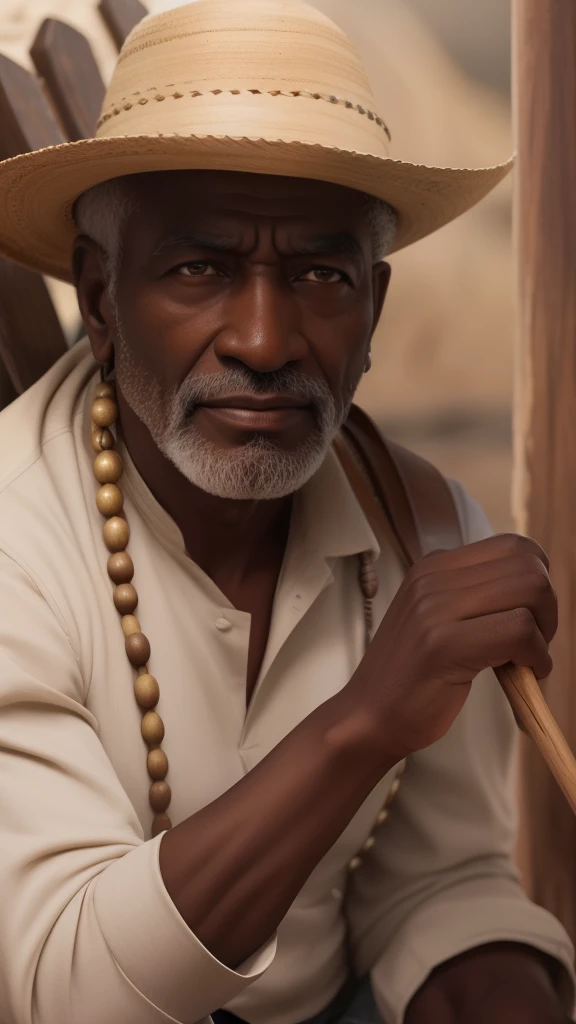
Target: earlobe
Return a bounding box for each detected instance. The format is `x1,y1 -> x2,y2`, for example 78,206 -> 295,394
364,351 -> 372,373
74,235 -> 115,366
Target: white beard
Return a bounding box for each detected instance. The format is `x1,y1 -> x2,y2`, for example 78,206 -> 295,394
114,332 -> 355,500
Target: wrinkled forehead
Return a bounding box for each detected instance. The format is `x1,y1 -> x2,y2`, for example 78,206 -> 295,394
121,169 -> 370,235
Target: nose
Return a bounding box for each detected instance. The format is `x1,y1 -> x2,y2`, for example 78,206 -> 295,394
213,271 -> 308,373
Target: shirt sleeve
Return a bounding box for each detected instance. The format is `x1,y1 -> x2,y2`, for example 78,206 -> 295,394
0,551 -> 275,1024
345,481 -> 575,1024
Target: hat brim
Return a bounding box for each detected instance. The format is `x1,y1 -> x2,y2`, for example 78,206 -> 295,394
0,133 -> 513,283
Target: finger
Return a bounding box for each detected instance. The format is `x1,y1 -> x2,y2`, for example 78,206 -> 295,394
411,533 -> 550,577
419,567 -> 558,644
410,551 -> 551,598
436,609 -> 553,681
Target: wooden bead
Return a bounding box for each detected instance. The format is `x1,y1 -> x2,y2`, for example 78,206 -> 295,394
151,812 -> 172,837
114,583 -> 138,614
363,835 -> 375,852
376,808 -> 389,825
103,516 -> 129,553
92,429 -> 115,453
149,780 -> 171,813
134,673 -> 160,709
141,710 -> 164,745
122,614 -> 141,636
348,856 -> 362,872
147,747 -> 169,780
99,429 -> 114,450
388,778 -> 401,801
92,397 -> 118,428
96,483 -> 123,517
125,631 -> 150,666
107,551 -> 134,584
94,450 -> 123,484
92,428 -> 104,453
95,382 -> 116,400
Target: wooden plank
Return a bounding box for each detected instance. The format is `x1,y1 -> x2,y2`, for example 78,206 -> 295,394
512,0 -> 576,944
0,260 -> 67,394
0,53 -> 67,402
30,18 -> 105,142
0,52 -> 64,160
99,0 -> 149,50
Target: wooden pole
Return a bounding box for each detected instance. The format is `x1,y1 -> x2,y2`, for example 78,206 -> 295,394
513,0 -> 576,943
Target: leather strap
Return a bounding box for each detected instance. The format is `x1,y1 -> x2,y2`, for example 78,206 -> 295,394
336,404 -> 464,564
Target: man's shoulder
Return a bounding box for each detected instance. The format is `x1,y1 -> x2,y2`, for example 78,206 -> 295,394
0,341 -> 95,494
0,341 -> 97,556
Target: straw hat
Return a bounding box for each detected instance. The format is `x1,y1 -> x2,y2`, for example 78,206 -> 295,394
0,0 -> 512,283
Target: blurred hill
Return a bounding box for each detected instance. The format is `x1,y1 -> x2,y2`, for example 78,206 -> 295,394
0,0 -> 514,528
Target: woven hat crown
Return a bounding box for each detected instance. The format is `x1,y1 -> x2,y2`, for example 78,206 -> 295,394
97,0 -> 392,157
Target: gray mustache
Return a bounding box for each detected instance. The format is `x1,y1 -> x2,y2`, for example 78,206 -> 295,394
177,367 -> 335,413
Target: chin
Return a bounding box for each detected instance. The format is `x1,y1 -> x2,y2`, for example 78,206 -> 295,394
160,430 -> 330,500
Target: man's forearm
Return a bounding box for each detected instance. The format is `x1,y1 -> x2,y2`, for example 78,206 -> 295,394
159,691 -> 392,969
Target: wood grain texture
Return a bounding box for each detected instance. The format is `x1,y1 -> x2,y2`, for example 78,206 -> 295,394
30,18 -> 105,141
98,0 -> 149,50
512,0 -> 576,941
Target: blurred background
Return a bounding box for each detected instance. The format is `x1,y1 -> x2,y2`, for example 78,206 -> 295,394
0,0 -> 514,530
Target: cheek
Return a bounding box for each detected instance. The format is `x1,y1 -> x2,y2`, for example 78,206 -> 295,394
117,279 -> 224,384
314,312 -> 372,400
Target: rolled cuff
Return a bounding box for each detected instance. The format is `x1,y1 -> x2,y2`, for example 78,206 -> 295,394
368,878 -> 575,1024
94,836 -> 277,1023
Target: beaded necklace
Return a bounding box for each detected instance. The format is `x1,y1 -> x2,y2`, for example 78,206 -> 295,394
90,377 -> 404,864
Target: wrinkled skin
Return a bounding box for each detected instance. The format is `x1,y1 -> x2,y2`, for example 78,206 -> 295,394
75,171 -> 569,1021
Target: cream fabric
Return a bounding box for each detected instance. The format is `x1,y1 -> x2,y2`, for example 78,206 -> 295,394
0,339 -> 572,1024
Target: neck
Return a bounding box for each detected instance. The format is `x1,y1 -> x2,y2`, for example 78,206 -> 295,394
116,390 -> 293,584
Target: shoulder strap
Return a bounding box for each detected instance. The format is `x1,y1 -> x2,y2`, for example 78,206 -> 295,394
334,403 -> 464,565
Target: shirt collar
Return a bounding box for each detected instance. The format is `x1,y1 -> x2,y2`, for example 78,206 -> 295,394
292,445 -> 381,563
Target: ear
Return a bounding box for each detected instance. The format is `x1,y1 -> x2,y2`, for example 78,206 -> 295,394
73,235 -> 116,366
371,261 -> 392,331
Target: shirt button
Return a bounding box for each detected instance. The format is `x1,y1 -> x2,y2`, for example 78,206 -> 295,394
215,617 -> 232,632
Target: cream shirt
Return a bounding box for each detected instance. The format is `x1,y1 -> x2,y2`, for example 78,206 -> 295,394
0,340 -> 572,1024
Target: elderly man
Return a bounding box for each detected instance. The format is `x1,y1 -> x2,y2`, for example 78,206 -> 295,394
0,1 -> 572,1023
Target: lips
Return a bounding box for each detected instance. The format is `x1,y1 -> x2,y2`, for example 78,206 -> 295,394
194,395 -> 312,433
199,394 -> 309,411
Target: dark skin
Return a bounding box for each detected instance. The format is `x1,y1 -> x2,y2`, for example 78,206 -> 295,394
75,170 -> 570,1022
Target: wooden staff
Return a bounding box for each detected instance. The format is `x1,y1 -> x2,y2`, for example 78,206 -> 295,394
496,666 -> 576,816
512,0 -> 576,941
334,436 -> 576,818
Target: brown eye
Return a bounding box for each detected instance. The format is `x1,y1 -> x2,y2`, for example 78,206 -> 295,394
299,267 -> 345,283
177,262 -> 218,277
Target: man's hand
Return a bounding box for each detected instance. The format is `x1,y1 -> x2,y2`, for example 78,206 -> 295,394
404,943 -> 570,1023
346,533 -> 557,765
159,534 -> 558,970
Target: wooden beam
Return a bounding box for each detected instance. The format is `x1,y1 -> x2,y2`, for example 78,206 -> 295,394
512,0 -> 576,942
0,53 -> 64,160
98,0 -> 149,50
0,261 -> 67,394
30,19 -> 105,141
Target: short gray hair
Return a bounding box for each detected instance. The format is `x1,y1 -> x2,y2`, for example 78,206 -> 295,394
74,179 -> 132,299
73,176 -> 397,293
